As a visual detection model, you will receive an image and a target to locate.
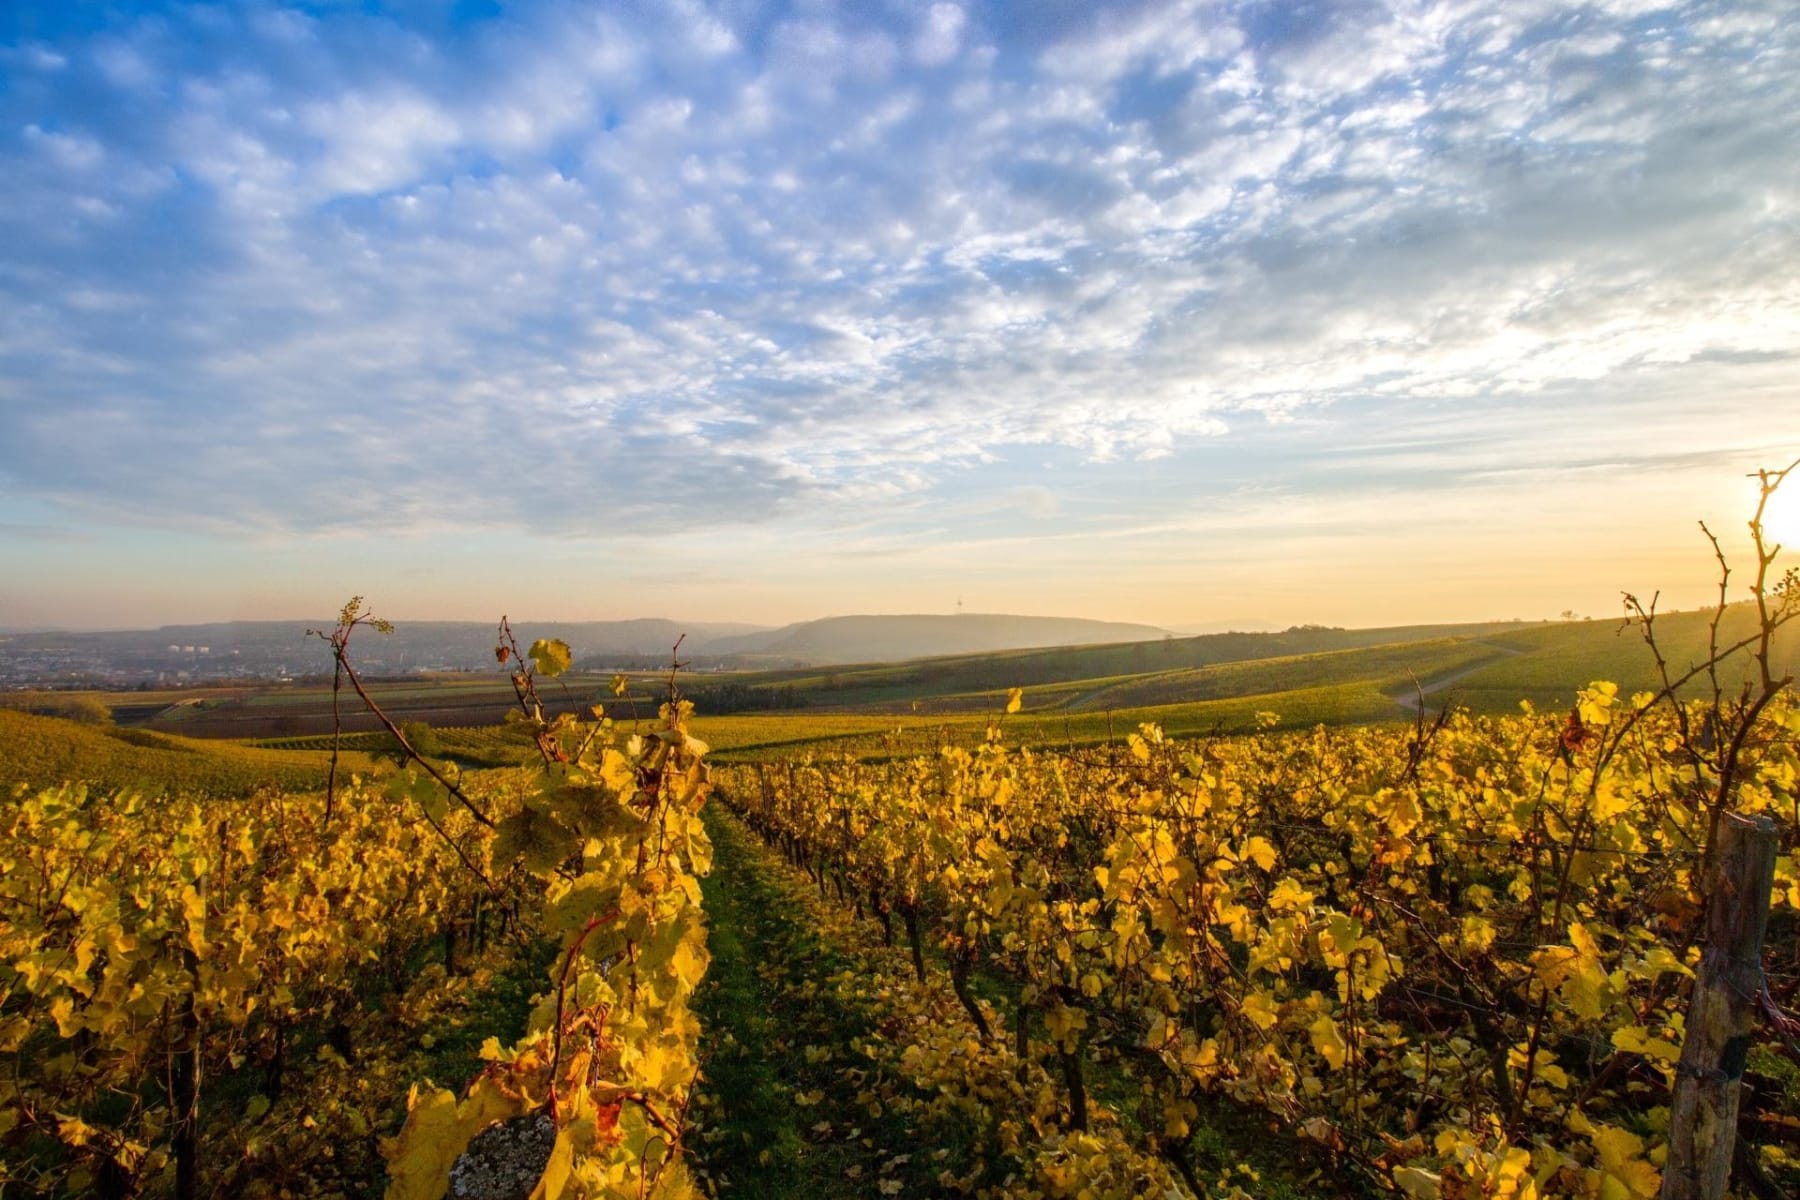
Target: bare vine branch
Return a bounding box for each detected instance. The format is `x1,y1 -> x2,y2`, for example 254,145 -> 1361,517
308,597 -> 496,887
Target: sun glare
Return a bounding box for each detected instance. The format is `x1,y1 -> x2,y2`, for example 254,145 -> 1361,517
1763,475 -> 1800,549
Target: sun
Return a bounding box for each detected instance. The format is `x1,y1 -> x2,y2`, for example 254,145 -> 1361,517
1762,476 -> 1800,549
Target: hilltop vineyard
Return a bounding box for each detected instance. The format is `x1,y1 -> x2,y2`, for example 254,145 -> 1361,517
721,687 -> 1800,1199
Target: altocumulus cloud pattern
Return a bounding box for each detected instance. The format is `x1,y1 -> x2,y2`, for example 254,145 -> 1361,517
0,0 -> 1795,535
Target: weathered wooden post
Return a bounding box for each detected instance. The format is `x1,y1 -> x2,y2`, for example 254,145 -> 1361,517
1659,812 -> 1779,1200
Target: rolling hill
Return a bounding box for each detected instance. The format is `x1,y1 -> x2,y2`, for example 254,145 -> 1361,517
707,605 -> 1797,725
677,613 -> 1174,665
0,707 -> 377,797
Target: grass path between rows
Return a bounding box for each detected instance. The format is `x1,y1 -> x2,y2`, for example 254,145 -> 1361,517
688,804 -> 965,1198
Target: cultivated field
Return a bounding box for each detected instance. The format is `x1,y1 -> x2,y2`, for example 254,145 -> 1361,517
4,598 -> 1796,1200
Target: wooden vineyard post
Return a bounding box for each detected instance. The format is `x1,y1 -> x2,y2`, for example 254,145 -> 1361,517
1659,813 -> 1779,1200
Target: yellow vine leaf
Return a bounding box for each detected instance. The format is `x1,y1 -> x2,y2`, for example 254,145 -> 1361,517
1378,788 -> 1422,838
1241,836 -> 1277,872
1308,1014 -> 1348,1071
528,638 -> 573,679
1393,1166 -> 1442,1198
1578,681 -> 1619,727
385,1083 -> 522,1200
1591,1125 -> 1660,1199
1240,990 -> 1279,1031
528,1127 -> 575,1200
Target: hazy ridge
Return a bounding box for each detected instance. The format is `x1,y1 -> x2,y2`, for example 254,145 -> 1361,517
694,613 -> 1173,665
1,612 -> 1168,683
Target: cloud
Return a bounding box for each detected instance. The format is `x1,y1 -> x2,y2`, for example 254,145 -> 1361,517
0,0 -> 1794,544
914,3 -> 968,66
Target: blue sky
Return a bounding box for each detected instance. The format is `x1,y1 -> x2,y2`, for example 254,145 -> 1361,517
1,0 -> 1796,631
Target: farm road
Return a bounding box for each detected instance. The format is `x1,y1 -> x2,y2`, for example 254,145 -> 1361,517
1389,642 -> 1526,713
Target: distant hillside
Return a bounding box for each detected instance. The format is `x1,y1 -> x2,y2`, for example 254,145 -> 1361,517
713,606 -> 1796,724
724,618 -> 1548,704
697,614 -> 1173,665
1402,605 -> 1799,711
1165,618 -> 1284,636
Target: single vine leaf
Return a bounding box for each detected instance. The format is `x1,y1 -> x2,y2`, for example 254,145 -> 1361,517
529,638 -> 572,679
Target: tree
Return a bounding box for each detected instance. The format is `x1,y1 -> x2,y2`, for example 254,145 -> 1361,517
62,696 -> 112,725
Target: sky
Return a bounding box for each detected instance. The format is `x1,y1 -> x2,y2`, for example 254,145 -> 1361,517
1,0 -> 1797,633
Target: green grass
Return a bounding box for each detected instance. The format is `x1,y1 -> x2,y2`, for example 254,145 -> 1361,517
1003,682 -> 1403,742
696,614 -> 1771,726
691,713 -> 933,762
1416,607 -> 1799,713
707,617 -> 1559,708
247,725 -> 541,768
691,807 -> 978,1198
1059,637 -> 1504,710
699,607 -> 1797,750
405,936 -> 559,1098
735,637 -> 1499,721
698,684 -> 1417,763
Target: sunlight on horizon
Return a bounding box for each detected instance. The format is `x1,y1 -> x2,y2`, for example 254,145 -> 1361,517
1760,468 -> 1800,553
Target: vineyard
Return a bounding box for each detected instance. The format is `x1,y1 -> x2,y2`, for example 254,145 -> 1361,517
0,775 -> 495,1194
7,0 -> 1797,1192
0,708 -> 381,799
719,689 -> 1800,1198
249,726 -> 541,768
1,615 -> 716,1200
3,546 -> 1800,1200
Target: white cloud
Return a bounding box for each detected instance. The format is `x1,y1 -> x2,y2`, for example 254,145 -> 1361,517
914,4 -> 967,66
23,124 -> 104,171
91,38 -> 158,90
0,0 -> 1793,551
303,90 -> 463,196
